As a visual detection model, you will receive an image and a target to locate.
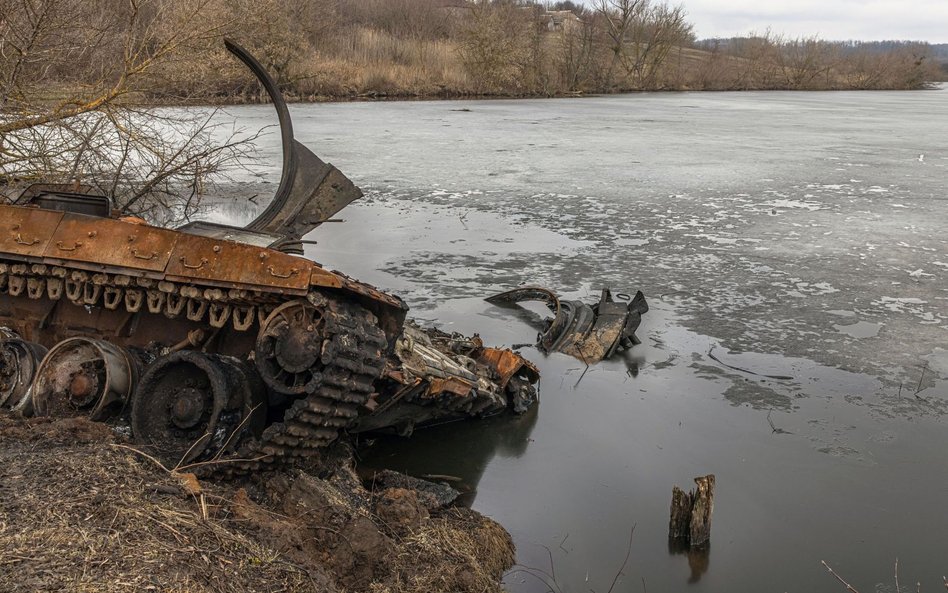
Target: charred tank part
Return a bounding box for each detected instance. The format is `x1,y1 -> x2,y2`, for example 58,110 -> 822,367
486,286 -> 648,363
351,323 -> 540,437
131,351 -> 266,466
29,338 -> 141,421
224,39 -> 363,253
0,336 -> 47,411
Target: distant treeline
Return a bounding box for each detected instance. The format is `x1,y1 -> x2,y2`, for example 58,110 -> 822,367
1,0 -> 942,109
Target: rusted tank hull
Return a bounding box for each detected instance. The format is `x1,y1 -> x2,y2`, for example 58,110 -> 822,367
0,39 -> 540,472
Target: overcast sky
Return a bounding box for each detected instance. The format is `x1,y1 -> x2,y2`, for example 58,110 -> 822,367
584,0 -> 948,43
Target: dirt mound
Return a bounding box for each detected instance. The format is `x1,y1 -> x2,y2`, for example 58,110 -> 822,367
0,416 -> 514,593
0,415 -> 114,445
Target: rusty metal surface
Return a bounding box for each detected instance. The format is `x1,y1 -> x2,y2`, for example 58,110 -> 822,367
30,337 -> 139,421
337,274 -> 408,311
308,266 -> 344,289
0,205 -> 65,259
477,347 -> 540,385
165,233 -> 312,292
486,285 -> 649,363
0,337 -> 47,410
45,213 -> 179,273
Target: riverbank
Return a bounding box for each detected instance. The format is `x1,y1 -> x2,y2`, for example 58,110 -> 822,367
150,80 -> 945,108
0,415 -> 515,593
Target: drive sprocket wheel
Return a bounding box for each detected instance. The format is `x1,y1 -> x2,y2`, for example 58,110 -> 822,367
255,300 -> 328,394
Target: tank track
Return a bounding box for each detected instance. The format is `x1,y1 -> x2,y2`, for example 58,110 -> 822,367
213,291 -> 388,473
0,259 -> 390,472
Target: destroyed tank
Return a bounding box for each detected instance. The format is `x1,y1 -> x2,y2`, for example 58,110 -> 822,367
0,40 -> 538,470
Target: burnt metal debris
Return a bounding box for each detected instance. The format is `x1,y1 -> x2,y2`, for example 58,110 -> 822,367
486,286 -> 649,363
0,39 -> 539,471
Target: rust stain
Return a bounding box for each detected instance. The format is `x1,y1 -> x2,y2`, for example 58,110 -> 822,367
0,206 -> 64,259
478,347 -> 538,385
166,234 -> 311,292
426,376 -> 474,398
45,213 -> 178,272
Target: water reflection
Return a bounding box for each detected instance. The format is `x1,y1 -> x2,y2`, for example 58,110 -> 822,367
358,405 -> 539,505
668,540 -> 711,584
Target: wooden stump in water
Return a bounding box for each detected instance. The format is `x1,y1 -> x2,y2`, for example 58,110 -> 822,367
668,474 -> 715,547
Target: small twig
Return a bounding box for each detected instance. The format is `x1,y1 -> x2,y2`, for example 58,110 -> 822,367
767,409 -> 791,434
708,347 -> 793,380
559,532 -> 570,553
822,560 -> 860,593
174,432 -> 212,470
211,403 -> 263,463
573,365 -> 591,389
915,364 -> 928,394
542,545 -> 556,581
896,557 -> 901,593
606,525 -> 636,593
111,443 -> 171,474
506,566 -> 562,593
573,350 -> 591,389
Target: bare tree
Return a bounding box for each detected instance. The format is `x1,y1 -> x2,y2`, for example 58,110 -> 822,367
624,1 -> 691,88
457,1 -> 530,94
0,0 -> 256,223
774,36 -> 836,89
592,0 -> 645,90
555,16 -> 598,91
592,0 -> 692,90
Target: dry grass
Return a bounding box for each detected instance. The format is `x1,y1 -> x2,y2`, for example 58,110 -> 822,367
295,27 -> 471,98
384,508 -> 515,593
0,415 -> 515,593
0,418 -> 324,592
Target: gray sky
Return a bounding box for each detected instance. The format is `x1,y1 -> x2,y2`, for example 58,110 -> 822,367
585,0 -> 948,43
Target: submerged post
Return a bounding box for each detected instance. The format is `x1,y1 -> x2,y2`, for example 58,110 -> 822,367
668,474 -> 715,547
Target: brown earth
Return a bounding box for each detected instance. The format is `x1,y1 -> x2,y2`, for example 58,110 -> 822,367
0,416 -> 514,593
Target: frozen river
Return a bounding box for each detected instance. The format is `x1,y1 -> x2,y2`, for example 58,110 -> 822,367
206,87 -> 947,593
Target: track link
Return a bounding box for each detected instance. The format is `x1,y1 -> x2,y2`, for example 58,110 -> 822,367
227,291 -> 386,472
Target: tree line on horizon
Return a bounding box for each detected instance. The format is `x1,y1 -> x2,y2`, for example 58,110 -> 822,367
0,0 -> 941,222
1,0 -> 940,111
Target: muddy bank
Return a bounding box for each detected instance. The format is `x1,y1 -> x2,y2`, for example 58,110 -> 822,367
0,415 -> 513,593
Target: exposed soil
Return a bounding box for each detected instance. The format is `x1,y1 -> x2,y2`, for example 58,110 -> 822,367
0,415 -> 514,593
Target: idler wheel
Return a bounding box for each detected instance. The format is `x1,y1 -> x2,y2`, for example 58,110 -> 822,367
0,338 -> 47,411
29,338 -> 137,420
131,351 -> 265,467
255,300 -> 327,394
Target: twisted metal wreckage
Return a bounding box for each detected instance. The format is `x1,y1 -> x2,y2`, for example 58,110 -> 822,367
0,40 -> 647,471
486,286 -> 648,364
